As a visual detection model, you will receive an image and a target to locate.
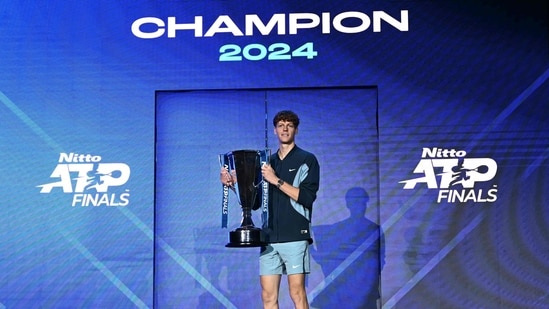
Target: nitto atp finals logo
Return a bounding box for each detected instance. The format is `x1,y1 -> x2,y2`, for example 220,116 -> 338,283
37,152 -> 131,207
399,147 -> 498,203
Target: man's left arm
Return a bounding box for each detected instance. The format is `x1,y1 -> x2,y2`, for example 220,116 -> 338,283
261,164 -> 301,201
261,155 -> 319,206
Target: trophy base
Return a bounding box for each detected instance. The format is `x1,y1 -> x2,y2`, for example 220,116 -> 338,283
226,226 -> 266,248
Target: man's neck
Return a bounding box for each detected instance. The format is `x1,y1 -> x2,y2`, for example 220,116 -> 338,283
278,143 -> 295,160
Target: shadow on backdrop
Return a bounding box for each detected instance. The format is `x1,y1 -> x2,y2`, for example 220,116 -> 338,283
311,187 -> 385,309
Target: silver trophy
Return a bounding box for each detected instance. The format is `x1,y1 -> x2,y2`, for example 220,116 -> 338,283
220,149 -> 270,247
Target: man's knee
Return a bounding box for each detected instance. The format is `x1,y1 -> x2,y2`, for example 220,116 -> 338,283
262,290 -> 277,302
287,274 -> 308,307
289,286 -> 306,300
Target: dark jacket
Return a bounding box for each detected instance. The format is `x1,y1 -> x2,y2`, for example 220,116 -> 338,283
265,145 -> 320,243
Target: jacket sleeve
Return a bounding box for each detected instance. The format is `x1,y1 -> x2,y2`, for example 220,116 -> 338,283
297,154 -> 320,209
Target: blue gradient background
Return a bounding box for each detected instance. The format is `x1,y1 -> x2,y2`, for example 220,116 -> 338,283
0,0 -> 547,308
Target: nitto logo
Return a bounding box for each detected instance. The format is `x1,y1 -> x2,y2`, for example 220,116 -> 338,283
37,152 -> 131,207
399,147 -> 498,203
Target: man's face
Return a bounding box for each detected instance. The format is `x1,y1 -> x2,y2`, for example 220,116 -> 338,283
274,120 -> 297,144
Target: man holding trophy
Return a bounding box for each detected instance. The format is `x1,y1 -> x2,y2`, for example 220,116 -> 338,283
220,110 -> 320,309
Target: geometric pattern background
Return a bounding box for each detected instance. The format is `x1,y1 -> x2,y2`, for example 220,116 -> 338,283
0,1 -> 547,308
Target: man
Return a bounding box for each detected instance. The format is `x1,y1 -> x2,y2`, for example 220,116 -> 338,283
221,110 -> 320,309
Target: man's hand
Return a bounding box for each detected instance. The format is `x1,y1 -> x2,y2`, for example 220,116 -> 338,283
261,163 -> 277,185
220,167 -> 236,187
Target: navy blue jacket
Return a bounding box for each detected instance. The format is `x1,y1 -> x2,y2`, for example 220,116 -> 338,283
265,145 -> 320,243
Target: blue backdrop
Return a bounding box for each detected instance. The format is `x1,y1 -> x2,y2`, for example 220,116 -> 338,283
0,1 -> 547,308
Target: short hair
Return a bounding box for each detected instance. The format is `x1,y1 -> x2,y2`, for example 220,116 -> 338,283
273,110 -> 300,128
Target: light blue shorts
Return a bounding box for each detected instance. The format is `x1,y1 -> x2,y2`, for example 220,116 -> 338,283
259,240 -> 310,275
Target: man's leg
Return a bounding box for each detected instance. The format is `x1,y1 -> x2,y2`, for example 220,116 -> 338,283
288,273 -> 309,309
260,274 -> 281,309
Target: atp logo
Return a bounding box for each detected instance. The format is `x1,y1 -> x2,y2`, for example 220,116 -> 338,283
37,152 -> 131,207
399,147 -> 498,203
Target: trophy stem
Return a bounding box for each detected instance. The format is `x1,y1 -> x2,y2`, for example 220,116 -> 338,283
241,208 -> 255,227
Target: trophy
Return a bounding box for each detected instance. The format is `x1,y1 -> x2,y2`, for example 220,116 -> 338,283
220,149 -> 270,247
